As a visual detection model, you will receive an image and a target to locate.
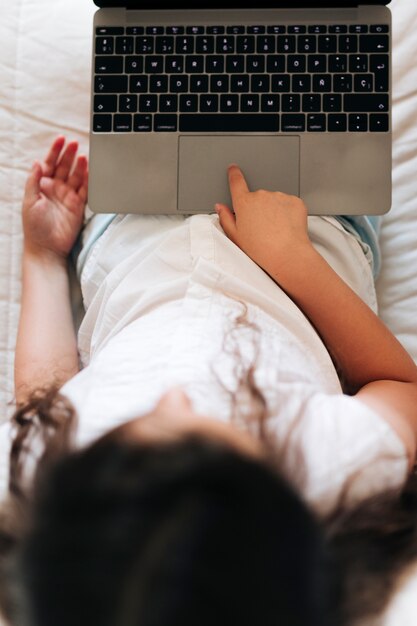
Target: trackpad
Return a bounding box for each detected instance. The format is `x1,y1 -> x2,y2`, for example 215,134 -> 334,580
177,135 -> 300,213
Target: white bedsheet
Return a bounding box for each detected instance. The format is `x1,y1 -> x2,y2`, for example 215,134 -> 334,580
0,0 -> 416,623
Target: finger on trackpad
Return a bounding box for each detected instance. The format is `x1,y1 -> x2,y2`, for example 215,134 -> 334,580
177,135 -> 300,213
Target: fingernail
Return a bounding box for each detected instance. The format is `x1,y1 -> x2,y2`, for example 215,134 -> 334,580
214,204 -> 221,213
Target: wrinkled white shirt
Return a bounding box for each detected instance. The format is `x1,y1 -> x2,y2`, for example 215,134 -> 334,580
0,214 -> 407,516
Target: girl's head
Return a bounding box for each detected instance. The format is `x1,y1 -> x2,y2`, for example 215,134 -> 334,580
1,390 -> 329,626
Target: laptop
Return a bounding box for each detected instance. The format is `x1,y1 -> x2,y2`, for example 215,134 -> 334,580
89,0 -> 392,216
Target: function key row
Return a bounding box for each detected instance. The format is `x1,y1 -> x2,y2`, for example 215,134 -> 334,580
97,24 -> 389,36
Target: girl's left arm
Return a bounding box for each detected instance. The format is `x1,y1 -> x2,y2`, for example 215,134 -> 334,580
14,137 -> 88,404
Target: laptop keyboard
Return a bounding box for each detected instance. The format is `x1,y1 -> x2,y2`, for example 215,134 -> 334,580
93,24 -> 390,133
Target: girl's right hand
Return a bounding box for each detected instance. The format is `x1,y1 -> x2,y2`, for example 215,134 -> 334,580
215,165 -> 312,276
22,136 -> 88,260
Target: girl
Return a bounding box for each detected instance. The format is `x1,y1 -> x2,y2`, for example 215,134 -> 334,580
1,135 -> 417,626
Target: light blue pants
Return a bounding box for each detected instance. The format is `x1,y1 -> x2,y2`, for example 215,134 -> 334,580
73,213 -> 381,280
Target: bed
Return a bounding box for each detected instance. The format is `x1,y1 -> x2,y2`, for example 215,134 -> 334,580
1,0 -> 417,623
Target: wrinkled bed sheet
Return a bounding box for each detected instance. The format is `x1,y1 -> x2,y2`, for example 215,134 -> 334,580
0,0 -> 417,623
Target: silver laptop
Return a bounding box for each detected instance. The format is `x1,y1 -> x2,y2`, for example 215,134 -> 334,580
89,0 -> 392,216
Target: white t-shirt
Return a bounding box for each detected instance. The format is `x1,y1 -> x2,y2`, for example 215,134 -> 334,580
0,214 -> 407,516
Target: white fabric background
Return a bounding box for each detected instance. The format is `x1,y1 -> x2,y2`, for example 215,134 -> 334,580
0,0 -> 416,623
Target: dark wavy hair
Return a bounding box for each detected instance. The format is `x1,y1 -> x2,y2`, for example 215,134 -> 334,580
1,390 -> 417,626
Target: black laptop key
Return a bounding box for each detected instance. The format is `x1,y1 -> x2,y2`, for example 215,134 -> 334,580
127,27 -> 145,36
155,36 -> 174,54
119,95 -> 138,112
309,25 -> 327,34
349,55 -> 368,73
251,75 -> 270,92
329,55 -> 347,73
210,75 -> 229,92
196,36 -> 215,54
145,56 -> 164,74
371,55 -> 389,92
226,56 -> 245,73
200,94 -> 219,112
95,75 -> 128,94
130,76 -> 149,93
93,114 -> 112,132
330,25 -> 347,34
349,114 -> 368,132
333,74 -> 353,92
176,37 -> 194,54
149,75 -> 168,93
170,75 -> 189,92
139,95 -> 157,112
354,74 -> 373,92
277,36 -> 296,54
261,94 -> 280,112
125,57 -> 144,73
179,114 -> 279,132
166,56 -> 184,73
318,35 -> 337,53
96,37 -> 114,55
94,95 -> 117,113
313,75 -> 332,92
160,94 -> 178,112
246,56 -> 265,73
216,36 -> 235,53
190,75 -> 209,92
186,56 -> 205,73
344,93 -> 389,112
136,37 -> 154,54
147,26 -> 164,35
241,94 -> 259,112
236,35 -> 255,54
220,95 -> 239,112
298,36 -> 317,54
371,25 -> 389,33
292,75 -> 311,92
308,55 -> 327,73
187,26 -> 205,35
267,55 -> 286,73
116,37 -> 134,55
271,75 -> 290,92
360,35 -> 389,53
288,56 -> 306,73
303,94 -> 321,112
281,114 -> 305,132
370,114 -> 389,132
180,95 -> 198,112
206,56 -> 224,73
328,114 -> 347,132
95,56 -> 124,74
114,114 -> 132,132
323,94 -> 342,112
257,36 -> 276,54
307,114 -> 326,131
227,26 -> 245,34
133,114 -> 152,132
339,35 -> 358,53
282,95 -> 300,112
154,115 -> 178,132
96,27 -> 124,36
207,26 -> 225,35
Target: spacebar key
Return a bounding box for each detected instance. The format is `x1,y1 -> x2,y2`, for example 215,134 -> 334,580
179,114 -> 279,132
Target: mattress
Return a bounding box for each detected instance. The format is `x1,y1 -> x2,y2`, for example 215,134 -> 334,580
0,0 -> 416,623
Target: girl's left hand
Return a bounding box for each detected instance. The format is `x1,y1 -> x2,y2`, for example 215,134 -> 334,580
22,136 -> 88,259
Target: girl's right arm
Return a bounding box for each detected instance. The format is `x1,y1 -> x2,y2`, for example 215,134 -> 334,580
216,166 -> 417,468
